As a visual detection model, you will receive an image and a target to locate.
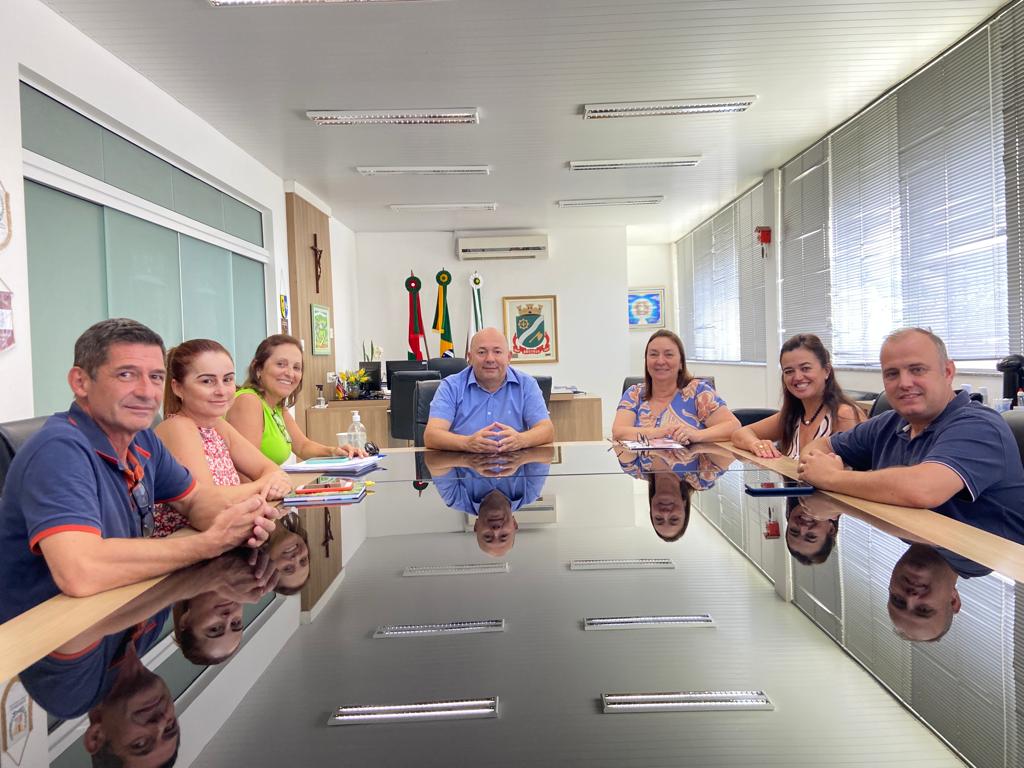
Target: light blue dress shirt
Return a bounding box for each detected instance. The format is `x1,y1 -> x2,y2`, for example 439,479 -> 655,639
428,365 -> 549,436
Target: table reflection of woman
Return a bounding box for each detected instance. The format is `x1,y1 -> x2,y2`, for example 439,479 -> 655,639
616,445 -> 733,542
266,512 -> 310,595
785,495 -> 842,565
612,330 -> 740,445
424,446 -> 553,557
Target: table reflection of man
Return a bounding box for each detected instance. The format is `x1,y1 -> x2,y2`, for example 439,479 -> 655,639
424,446 -> 553,556
616,445 -> 733,541
889,543 -> 970,642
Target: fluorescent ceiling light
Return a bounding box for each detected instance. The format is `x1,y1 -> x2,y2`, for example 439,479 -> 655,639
570,558 -> 675,570
569,157 -> 701,171
358,165 -> 490,176
602,691 -> 774,714
403,562 -> 509,576
212,0 -> 440,6
307,109 -> 478,126
584,615 -> 715,630
373,619 -> 505,638
328,697 -> 499,726
558,196 -> 663,208
583,96 -> 757,119
390,203 -> 497,212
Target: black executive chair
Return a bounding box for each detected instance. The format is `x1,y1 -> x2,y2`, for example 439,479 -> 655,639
622,376 -> 643,395
1002,410 -> 1024,469
413,379 -> 442,447
844,389 -> 878,403
427,357 -> 468,378
0,416 -> 49,491
390,370 -> 440,442
733,408 -> 778,427
869,389 -> 982,419
534,375 -> 552,408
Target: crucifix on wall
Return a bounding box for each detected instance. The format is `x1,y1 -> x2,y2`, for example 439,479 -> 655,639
311,233 -> 324,293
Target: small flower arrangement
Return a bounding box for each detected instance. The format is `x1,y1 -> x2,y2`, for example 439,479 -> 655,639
361,339 -> 383,362
336,369 -> 369,399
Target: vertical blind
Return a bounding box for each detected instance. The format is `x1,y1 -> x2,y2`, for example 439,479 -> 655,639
677,184 -> 765,362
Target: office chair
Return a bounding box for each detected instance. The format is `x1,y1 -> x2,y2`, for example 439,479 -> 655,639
622,376 -> 644,395
413,379 -> 442,447
427,357 -> 468,378
0,415 -> 49,491
869,389 -> 982,419
1002,410 -> 1024,469
534,375 -> 552,407
733,408 -> 778,427
694,375 -> 716,390
390,370 -> 440,442
844,389 -> 878,402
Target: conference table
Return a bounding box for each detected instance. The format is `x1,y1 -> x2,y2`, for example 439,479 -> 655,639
5,442 -> 1023,767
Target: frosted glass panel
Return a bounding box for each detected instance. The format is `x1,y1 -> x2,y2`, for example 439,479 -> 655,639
172,168 -> 224,230
24,182 -> 108,416
180,235 -> 234,352
105,209 -> 183,347
102,130 -> 174,209
223,195 -> 264,247
231,253 -> 267,374
20,83 -> 104,180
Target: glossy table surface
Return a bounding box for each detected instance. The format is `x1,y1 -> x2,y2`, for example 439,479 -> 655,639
12,443 -> 1024,767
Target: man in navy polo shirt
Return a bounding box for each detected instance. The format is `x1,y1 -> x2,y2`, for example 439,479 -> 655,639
424,327 -> 554,453
798,328 -> 1024,537
0,318 -> 278,622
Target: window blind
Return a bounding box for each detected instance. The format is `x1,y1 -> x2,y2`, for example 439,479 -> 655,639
897,29 -> 1006,361
830,97 -> 902,365
676,234 -> 695,353
691,221 -> 717,360
736,185 -> 766,362
780,140 -> 831,348
995,3 -> 1024,354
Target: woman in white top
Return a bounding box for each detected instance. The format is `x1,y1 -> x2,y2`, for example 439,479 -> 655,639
731,333 -> 863,459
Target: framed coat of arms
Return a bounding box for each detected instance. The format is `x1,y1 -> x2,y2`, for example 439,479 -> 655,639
502,295 -> 558,363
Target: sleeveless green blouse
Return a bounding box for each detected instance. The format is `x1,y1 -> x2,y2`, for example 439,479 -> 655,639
234,387 -> 292,465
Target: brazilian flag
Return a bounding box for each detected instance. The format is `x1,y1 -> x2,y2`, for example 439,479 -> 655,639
432,269 -> 454,358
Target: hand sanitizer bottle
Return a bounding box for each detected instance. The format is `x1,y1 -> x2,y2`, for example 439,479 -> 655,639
347,411 -> 367,448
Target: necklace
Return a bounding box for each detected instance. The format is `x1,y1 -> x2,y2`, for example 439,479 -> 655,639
801,401 -> 826,426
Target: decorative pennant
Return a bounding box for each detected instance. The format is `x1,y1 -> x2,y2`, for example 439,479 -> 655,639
432,269 -> 454,358
465,271 -> 484,353
2,678 -> 33,767
0,283 -> 13,353
0,179 -> 11,251
405,272 -> 429,360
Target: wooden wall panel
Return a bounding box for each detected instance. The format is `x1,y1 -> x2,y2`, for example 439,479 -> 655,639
285,192 -> 334,433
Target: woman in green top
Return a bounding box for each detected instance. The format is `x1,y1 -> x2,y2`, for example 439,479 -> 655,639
227,334 -> 364,465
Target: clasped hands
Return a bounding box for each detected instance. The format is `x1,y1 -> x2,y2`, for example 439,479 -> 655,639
465,421 -> 527,454
209,494 -> 284,553
796,448 -> 845,488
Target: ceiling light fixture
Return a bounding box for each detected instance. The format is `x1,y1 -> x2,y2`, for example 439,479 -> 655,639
328,698 -> 499,726
569,157 -> 701,171
403,562 -> 509,576
390,203 -> 497,212
307,109 -> 478,126
212,0 -> 441,6
583,96 -> 757,119
584,615 -> 715,630
358,165 -> 490,176
602,691 -> 774,714
557,196 -> 663,208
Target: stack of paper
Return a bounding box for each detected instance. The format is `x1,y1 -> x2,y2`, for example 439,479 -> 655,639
619,438 -> 684,451
283,454 -> 382,475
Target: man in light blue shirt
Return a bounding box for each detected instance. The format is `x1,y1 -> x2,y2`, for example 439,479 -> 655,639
424,327 -> 554,453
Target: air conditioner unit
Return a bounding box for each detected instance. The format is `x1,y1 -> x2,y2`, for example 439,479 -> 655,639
456,234 -> 549,261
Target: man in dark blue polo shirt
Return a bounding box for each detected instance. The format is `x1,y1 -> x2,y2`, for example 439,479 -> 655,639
424,327 -> 554,453
0,319 -> 278,623
798,328 -> 1024,536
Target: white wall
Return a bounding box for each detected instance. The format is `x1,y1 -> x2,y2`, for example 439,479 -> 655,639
0,0 -> 291,421
626,243 -> 675,377
330,217 -> 360,371
354,228 -> 630,433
